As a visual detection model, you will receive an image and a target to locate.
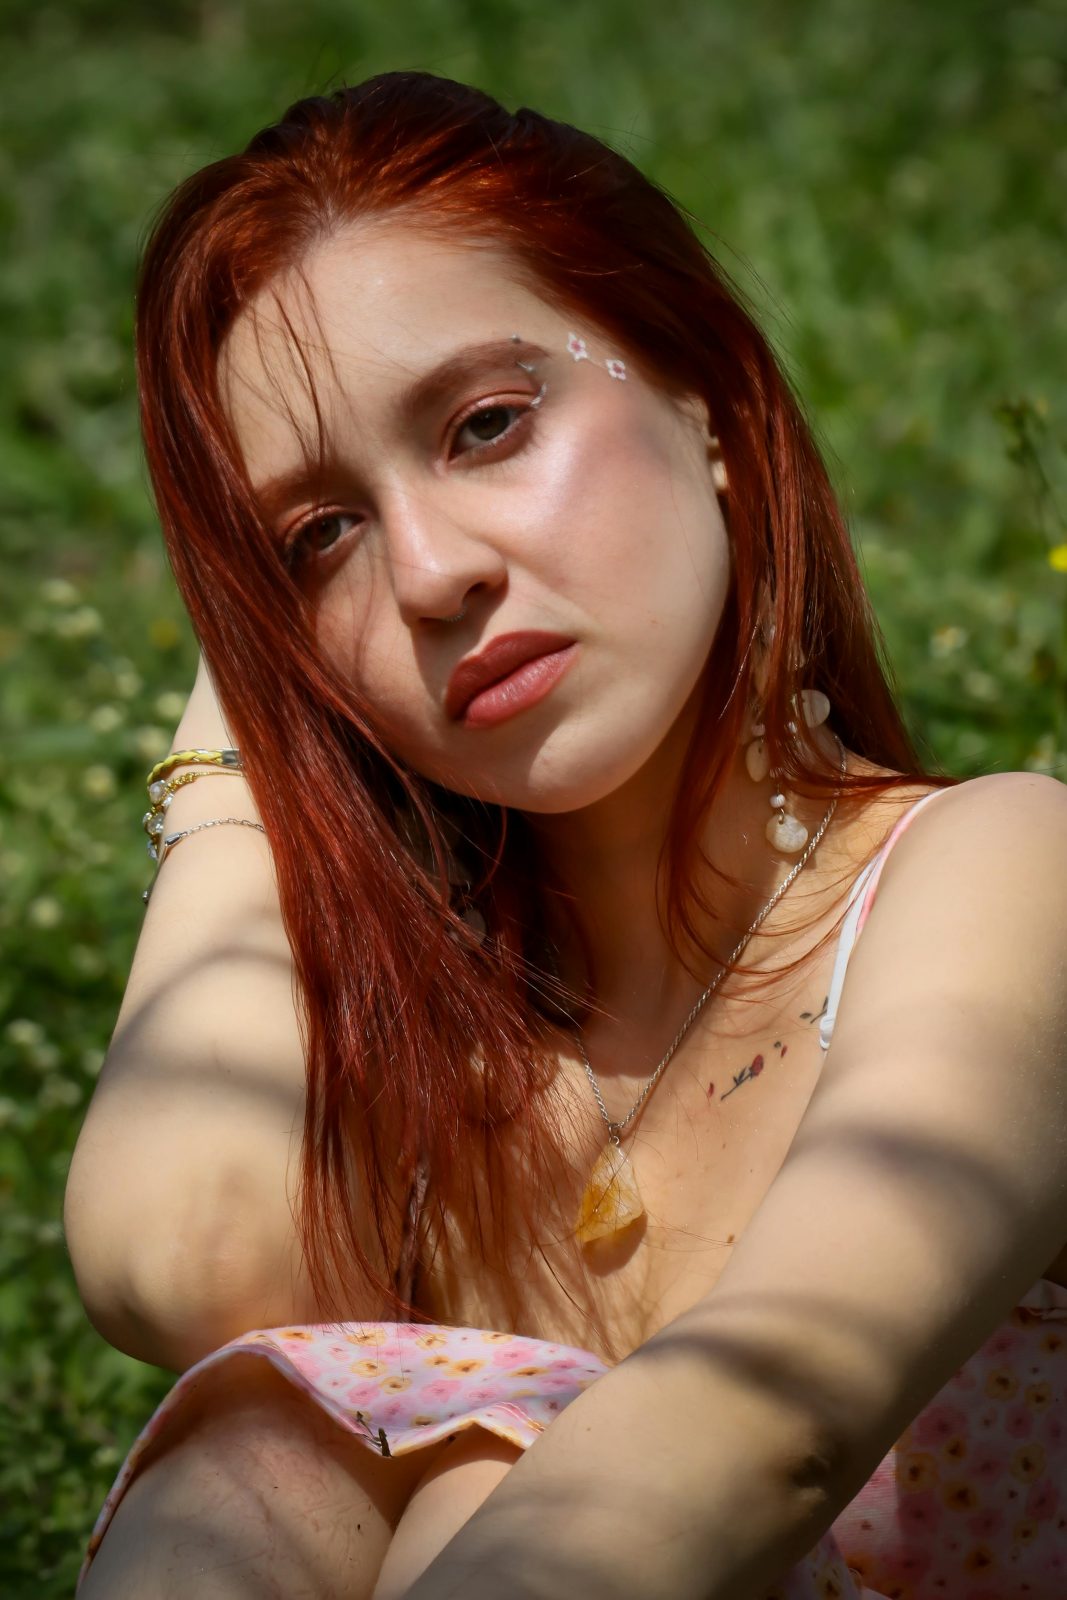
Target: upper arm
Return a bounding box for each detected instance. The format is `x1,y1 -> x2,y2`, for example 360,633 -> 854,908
64,830 -> 389,1371
696,772 -> 1067,1487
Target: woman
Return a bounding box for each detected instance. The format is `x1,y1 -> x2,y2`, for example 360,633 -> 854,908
64,71 -> 1067,1600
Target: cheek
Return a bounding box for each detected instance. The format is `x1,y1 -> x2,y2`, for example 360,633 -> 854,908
534,402 -> 727,629
313,555 -> 402,694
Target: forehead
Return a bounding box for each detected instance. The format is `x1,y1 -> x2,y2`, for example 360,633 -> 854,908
217,223 -> 561,433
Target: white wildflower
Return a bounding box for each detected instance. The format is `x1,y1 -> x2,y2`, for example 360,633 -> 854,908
52,606 -> 103,640
27,896 -> 64,929
89,704 -> 125,734
38,577 -> 80,606
81,764 -> 117,800
133,726 -> 170,762
929,625 -> 968,658
153,690 -> 188,723
39,1077 -> 82,1110
4,1018 -> 45,1049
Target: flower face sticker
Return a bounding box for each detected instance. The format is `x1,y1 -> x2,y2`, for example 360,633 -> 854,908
508,331 -> 626,394
566,332 -> 626,379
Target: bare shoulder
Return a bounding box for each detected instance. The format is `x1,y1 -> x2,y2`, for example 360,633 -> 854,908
708,771 -> 1067,1477
832,769 -> 1067,1053
851,770 -> 1067,960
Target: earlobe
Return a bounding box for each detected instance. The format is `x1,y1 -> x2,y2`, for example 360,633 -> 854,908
708,434 -> 728,494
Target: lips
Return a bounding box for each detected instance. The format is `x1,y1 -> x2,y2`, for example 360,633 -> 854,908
445,630 -> 576,722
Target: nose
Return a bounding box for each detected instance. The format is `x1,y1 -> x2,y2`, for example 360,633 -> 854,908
382,484 -> 507,626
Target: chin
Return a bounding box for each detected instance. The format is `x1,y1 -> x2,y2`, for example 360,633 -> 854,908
431,723 -> 683,816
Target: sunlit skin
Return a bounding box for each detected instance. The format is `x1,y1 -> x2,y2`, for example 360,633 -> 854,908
218,221 -> 888,1071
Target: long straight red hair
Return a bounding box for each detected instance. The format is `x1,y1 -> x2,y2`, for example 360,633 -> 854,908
134,70 -> 954,1342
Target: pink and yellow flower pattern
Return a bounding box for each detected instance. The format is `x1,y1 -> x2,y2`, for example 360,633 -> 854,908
78,1279 -> 1065,1598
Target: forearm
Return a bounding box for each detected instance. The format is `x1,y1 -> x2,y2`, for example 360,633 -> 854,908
405,1304 -> 841,1600
66,656 -> 314,1373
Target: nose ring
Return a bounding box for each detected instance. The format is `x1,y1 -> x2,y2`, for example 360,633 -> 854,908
441,604 -> 468,624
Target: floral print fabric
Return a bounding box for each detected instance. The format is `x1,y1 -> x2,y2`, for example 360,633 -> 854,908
78,1283 -> 1066,1597
78,790 -> 1067,1595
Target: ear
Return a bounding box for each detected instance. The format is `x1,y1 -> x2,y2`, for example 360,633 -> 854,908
706,434 -> 728,493
673,393 -> 728,490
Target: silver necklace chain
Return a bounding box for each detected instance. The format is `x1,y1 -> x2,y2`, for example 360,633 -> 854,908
575,737 -> 847,1146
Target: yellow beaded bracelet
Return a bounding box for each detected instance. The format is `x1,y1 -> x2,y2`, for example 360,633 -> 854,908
141,746 -> 252,904
146,746 -> 244,788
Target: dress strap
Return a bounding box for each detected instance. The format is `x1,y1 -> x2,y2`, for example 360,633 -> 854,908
818,787 -> 954,1052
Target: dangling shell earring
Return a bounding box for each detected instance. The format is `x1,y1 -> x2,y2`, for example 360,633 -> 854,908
745,641 -> 833,853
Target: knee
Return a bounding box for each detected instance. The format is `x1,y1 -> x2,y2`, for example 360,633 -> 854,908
79,1355 -> 435,1600
145,1354 -> 428,1522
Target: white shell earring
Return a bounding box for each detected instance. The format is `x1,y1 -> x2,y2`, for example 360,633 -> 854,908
708,435 -> 727,493
745,686 -> 833,854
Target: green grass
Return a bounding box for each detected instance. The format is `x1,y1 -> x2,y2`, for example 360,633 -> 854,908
2,1 -> 1065,1592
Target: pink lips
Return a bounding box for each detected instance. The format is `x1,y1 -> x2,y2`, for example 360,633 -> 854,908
445,631 -> 577,726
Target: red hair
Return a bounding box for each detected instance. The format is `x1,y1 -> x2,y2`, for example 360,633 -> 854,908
134,71 -> 954,1351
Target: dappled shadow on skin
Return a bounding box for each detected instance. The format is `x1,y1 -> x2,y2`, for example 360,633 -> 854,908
78,1353 -> 431,1600
618,1111 -> 1055,1501
84,934 -> 302,1119
406,1117 -> 1046,1600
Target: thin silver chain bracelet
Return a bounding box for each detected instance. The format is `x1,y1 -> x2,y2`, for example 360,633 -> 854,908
142,816 -> 266,904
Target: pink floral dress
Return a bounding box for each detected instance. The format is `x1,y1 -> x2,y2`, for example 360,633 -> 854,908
78,791 -> 1067,1597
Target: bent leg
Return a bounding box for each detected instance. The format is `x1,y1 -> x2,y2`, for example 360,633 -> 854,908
78,1354 -> 448,1600
371,1428 -> 524,1600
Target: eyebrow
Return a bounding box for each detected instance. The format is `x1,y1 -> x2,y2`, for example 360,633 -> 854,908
250,337 -> 550,521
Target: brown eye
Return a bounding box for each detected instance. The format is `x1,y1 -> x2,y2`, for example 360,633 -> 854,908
453,403 -> 528,456
282,510 -> 359,567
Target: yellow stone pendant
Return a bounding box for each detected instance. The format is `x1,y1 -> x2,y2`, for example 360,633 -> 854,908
575,1141 -> 645,1244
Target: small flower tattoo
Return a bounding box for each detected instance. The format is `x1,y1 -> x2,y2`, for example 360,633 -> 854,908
720,1053 -> 765,1100
605,358 -> 627,380
566,332 -> 590,361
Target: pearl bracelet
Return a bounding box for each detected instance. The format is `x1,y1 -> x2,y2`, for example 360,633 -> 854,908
141,746 -> 258,905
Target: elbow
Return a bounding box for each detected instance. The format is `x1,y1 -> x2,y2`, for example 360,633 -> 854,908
63,1178 -> 207,1373
64,1148 -> 288,1375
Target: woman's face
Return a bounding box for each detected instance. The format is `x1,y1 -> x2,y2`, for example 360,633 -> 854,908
219,222 -> 731,813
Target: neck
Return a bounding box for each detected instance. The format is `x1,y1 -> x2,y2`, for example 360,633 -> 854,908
524,716 -> 849,1061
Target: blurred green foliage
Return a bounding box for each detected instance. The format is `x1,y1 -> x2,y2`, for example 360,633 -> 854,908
1,0 -> 1065,1593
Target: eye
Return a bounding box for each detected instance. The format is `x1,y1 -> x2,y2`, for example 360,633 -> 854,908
451,400 -> 534,459
281,510 -> 360,568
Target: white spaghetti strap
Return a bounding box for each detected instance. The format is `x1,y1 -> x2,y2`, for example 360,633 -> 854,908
818,858 -> 880,1051
818,788 -> 952,1053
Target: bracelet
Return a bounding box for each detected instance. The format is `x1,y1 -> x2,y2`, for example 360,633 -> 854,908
142,816 -> 267,905
146,747 -> 244,788
143,766 -> 246,855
